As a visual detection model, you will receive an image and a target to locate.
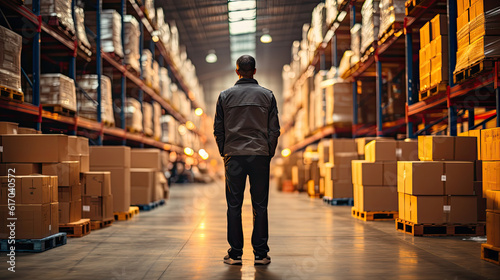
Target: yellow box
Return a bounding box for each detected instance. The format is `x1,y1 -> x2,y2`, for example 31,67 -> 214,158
419,74 -> 431,91
420,60 -> 431,76
419,47 -> 427,62
457,9 -> 469,31
431,67 -> 447,87
470,15 -> 485,43
457,30 -> 470,50
431,54 -> 442,70
463,0 -> 470,13
420,22 -> 431,49
431,14 -> 447,39
398,192 -> 405,221
457,0 -> 465,18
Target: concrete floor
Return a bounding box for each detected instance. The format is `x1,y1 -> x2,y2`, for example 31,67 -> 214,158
2,182 -> 500,280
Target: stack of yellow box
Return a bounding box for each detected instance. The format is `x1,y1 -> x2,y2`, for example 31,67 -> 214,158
480,127 -> 500,258
397,136 -> 479,229
304,144 -> 321,197
430,14 -> 448,87
352,139 -> 418,217
419,22 -> 432,92
456,0 -> 500,73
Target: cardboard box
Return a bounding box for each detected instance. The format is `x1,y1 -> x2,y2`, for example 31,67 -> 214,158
0,163 -> 41,175
20,175 -> 51,204
82,171 -> 111,196
59,202 -> 70,224
90,166 -> 130,213
486,211 -> 500,246
485,190 -> 500,212
355,137 -> 379,156
420,73 -> 431,91
397,140 -> 419,161
0,203 -> 51,239
131,168 -> 155,204
2,135 -> 70,163
420,22 -> 431,48
131,149 -> 161,170
58,184 -> 81,203
331,180 -> 353,198
419,136 -> 455,161
443,162 -> 474,195
409,195 -> 447,224
365,140 -> 397,162
17,127 -> 39,134
71,136 -> 89,156
398,192 -> 405,220
454,136 -> 477,161
467,129 -> 481,160
483,161 -> 500,193
405,194 -> 412,221
358,186 -> 398,212
457,9 -> 469,31
50,202 -> 59,235
42,161 -> 80,187
131,186 -> 152,205
82,195 -> 114,221
405,162 -> 444,195
431,14 -> 448,39
90,146 -> 131,168
397,162 -> 406,193
70,199 -> 82,223
49,176 -> 58,203
420,60 -> 431,76
383,162 -> 398,186
80,155 -> 90,173
449,196 -> 477,224
474,181 -> 486,221
351,160 -> 383,186
457,0 -> 465,21
0,122 -> 18,135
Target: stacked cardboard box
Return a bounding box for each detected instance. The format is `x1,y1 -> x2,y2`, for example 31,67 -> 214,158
480,127 -> 500,249
0,26 -> 22,95
429,15 -> 448,87
378,0 -> 405,40
455,0 -> 500,73
85,10 -> 123,57
130,149 -> 167,205
304,145 -> 320,197
123,15 -> 140,74
40,74 -> 77,112
90,146 -> 131,213
419,22 -> 432,91
397,136 -> 478,225
81,172 -> 114,222
319,139 -> 358,200
352,139 -> 418,213
77,75 -> 115,126
360,0 -> 380,54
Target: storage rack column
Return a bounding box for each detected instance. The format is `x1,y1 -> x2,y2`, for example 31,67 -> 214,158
120,0 -> 127,146
96,0 -> 103,145
32,0 -> 41,131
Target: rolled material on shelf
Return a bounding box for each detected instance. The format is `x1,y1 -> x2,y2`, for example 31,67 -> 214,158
143,102 -> 153,136
40,74 -> 77,112
350,24 -> 362,66
75,7 -> 91,50
141,49 -> 153,87
0,26 -> 22,93
85,10 -> 123,58
378,0 -> 405,39
361,0 -> 380,53
152,61 -> 160,93
153,102 -> 162,140
123,15 -> 140,74
26,0 -> 75,35
311,3 -> 326,46
160,67 -> 172,101
77,75 -> 114,125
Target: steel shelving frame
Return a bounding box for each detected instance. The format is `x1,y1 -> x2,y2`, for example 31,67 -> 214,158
0,0 -> 207,152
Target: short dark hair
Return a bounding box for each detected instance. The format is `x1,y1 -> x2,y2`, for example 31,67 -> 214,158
236,55 -> 256,75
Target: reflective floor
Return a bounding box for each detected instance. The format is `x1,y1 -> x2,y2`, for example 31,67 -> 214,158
2,182 -> 500,279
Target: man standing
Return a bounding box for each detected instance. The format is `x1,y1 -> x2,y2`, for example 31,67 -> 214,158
214,55 -> 280,265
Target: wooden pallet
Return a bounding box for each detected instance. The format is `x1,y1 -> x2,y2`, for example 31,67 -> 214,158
134,199 -> 165,211
90,218 -> 114,230
360,42 -> 376,63
42,104 -> 76,117
114,206 -> 138,221
323,197 -> 353,206
0,232 -> 67,253
106,51 -> 124,62
60,219 -> 91,237
351,207 -> 399,221
481,244 -> 500,266
0,86 -> 24,103
126,126 -> 142,134
419,82 -> 447,101
395,218 -> 485,236
378,22 -> 403,46
130,206 -> 140,215
453,58 -> 496,84
43,15 -> 75,37
78,42 -> 92,57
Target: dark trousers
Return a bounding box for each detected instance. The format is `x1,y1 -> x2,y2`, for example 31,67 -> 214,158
224,155 -> 270,257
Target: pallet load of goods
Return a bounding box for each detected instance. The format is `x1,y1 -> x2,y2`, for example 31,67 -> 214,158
0,25 -> 23,103
378,0 -> 405,44
351,139 -> 418,221
396,135 -> 485,236
454,0 -> 500,84
419,14 -> 448,101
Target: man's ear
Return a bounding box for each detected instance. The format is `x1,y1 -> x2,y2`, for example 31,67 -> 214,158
235,69 -> 240,76
253,69 -> 256,75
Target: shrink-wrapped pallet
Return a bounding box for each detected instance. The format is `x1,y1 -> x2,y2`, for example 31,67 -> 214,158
26,0 -> 75,35
124,15 -> 140,74
153,102 -> 162,140
338,50 -> 353,77
152,61 -> 160,93
40,74 -> 77,112
155,8 -> 164,29
143,102 -> 153,136
85,10 -> 123,57
351,24 -> 362,65
75,7 -> 91,50
115,98 -> 143,132
160,115 -> 175,144
361,0 -> 380,53
77,75 -> 114,125
160,67 -> 171,100
144,0 -> 155,23
378,0 -> 405,39
325,0 -> 338,26
0,26 -> 22,94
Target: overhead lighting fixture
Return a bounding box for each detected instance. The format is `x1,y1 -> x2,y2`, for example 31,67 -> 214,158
195,108 -> 204,116
185,121 -> 195,130
281,148 -> 291,158
260,28 -> 272,43
184,147 -> 194,156
228,0 -> 257,64
205,49 -> 217,63
198,149 -> 209,160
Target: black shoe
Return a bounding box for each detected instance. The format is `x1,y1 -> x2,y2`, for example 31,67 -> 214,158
224,254 -> 242,265
254,255 -> 271,265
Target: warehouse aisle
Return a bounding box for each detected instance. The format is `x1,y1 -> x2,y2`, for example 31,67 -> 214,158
4,183 -> 500,280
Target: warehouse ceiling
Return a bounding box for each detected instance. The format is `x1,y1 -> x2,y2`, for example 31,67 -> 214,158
159,0 -> 323,87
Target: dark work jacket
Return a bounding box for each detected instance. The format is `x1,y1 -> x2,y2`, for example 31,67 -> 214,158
213,78 -> 280,157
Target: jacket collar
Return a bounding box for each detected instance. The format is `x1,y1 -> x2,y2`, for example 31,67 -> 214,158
235,78 -> 258,85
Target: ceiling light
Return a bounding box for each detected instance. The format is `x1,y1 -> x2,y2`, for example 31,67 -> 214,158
205,49 -> 217,63
152,30 -> 160,42
260,28 -> 272,43
281,148 -> 291,158
186,121 -> 195,130
198,149 -> 209,160
195,108 -> 203,116
184,147 -> 194,156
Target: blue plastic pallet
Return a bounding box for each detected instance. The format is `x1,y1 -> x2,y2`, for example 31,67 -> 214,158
0,232 -> 67,253
134,199 -> 166,211
323,197 -> 354,206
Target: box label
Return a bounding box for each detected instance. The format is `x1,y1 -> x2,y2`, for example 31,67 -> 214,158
441,175 -> 446,181
82,205 -> 90,212
443,205 -> 451,212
